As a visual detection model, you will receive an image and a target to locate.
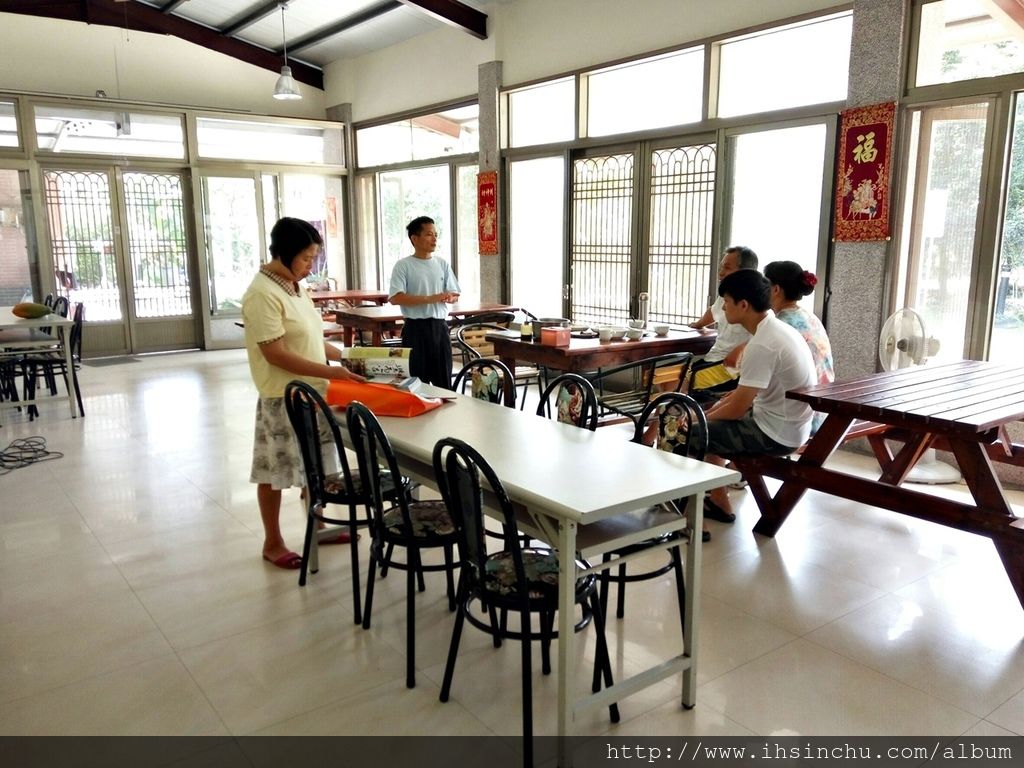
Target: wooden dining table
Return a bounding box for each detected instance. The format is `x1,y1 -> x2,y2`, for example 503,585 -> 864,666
334,302 -> 515,346
308,289 -> 389,308
338,386 -> 737,762
487,327 -> 716,374
731,360 -> 1024,611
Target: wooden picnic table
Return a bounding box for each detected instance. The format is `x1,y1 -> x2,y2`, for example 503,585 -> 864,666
730,360 -> 1024,610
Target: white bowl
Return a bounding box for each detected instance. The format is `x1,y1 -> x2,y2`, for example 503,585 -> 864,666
653,323 -> 670,336
608,327 -> 627,340
626,328 -> 644,340
627,319 -> 646,329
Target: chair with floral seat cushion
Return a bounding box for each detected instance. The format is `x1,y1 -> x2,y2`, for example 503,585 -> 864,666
589,391 -> 707,692
432,437 -> 618,768
452,357 -> 516,408
345,401 -> 459,689
535,372 -> 598,430
284,380 -> 411,622
454,322 -> 542,409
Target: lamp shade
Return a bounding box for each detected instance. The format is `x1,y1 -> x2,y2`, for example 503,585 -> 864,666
273,66 -> 302,100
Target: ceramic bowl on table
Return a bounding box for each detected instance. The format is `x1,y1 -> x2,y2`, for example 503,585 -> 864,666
598,327 -> 613,341
653,323 -> 670,336
608,327 -> 627,340
626,327 -> 645,340
627,319 -> 646,330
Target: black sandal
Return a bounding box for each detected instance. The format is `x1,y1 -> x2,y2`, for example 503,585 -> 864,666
704,497 -> 736,524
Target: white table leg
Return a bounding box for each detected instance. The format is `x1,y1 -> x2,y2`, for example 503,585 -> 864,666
682,493 -> 703,707
557,517 -> 577,767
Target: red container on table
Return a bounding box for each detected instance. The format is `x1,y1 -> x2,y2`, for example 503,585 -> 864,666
540,326 -> 570,347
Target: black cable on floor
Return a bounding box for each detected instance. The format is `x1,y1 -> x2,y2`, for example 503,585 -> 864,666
0,436 -> 64,475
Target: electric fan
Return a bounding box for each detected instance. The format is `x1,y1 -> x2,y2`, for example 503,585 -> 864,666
877,308 -> 960,484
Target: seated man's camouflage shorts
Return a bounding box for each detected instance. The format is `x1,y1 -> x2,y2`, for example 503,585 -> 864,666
706,413 -> 794,457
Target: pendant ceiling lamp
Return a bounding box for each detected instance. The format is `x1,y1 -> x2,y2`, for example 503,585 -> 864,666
273,2 -> 302,100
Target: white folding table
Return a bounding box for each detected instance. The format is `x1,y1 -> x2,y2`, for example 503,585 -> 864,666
0,307 -> 78,419
342,388 -> 737,763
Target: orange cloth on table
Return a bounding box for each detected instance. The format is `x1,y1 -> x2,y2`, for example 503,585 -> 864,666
325,380 -> 443,418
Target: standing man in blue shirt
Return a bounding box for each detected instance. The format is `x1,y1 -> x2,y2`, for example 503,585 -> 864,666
388,216 -> 461,388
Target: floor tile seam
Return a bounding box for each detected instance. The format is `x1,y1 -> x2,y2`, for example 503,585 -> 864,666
0,649 -> 188,714
800,617 -> 993,721
978,682 -> 1024,724
0,635 -> 181,712
238,673 -> 454,736
127,559 -> 351,651
690,632 -> 806,692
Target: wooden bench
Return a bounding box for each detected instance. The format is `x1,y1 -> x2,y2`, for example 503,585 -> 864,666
729,419 -> 890,518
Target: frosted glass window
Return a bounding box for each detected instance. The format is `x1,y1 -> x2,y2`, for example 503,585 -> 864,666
357,105 -> 478,167
0,101 -> 18,148
35,106 -> 184,158
917,0 -> 1024,87
717,13 -> 851,118
508,78 -> 575,147
197,117 -> 341,164
586,49 -> 703,137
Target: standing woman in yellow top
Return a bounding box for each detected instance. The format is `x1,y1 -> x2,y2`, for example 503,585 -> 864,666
242,217 -> 364,570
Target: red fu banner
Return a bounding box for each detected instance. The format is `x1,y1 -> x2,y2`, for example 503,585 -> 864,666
834,102 -> 896,241
477,170 -> 498,255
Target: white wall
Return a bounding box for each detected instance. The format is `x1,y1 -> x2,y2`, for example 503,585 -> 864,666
326,0 -> 841,121
324,24 -> 496,121
0,13 -> 326,119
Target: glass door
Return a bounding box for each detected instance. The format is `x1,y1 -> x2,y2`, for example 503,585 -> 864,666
200,173 -> 264,347
645,141 -> 717,325
569,150 -> 636,324
117,169 -> 196,352
42,167 -> 196,354
376,165 -> 452,289
723,121 -> 834,315
896,102 -> 991,362
569,139 -> 717,326
509,155 -> 566,317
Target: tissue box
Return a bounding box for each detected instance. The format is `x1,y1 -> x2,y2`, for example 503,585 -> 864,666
540,326 -> 570,347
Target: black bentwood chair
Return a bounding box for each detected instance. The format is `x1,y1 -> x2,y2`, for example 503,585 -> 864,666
346,401 -> 459,689
535,372 -> 599,431
432,437 -> 619,768
284,381 -> 409,623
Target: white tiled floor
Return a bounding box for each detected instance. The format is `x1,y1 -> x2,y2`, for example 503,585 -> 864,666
2,349 -> 1024,736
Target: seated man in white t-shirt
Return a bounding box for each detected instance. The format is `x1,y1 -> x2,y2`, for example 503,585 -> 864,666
700,269 -> 816,526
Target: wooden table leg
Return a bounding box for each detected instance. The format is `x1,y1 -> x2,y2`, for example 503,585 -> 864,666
948,437 -> 1024,608
749,414 -> 853,537
878,432 -> 933,485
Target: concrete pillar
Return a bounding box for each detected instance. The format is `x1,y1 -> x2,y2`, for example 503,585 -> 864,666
828,0 -> 909,378
477,60 -> 503,303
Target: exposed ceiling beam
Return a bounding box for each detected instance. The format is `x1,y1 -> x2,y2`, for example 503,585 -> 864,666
397,0 -> 486,39
221,0 -> 279,37
288,0 -> 400,54
0,0 -> 324,89
159,0 -> 189,12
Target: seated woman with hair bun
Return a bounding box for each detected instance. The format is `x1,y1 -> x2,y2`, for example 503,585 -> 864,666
763,260 -> 835,431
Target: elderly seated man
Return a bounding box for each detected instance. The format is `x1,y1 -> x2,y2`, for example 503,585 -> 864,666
701,268 -> 816,525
